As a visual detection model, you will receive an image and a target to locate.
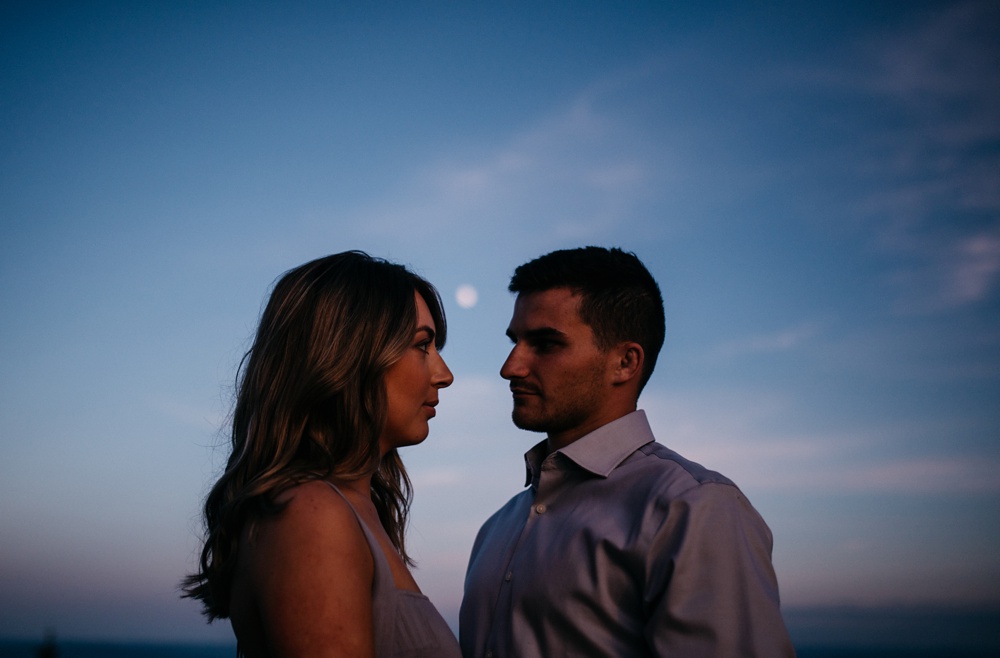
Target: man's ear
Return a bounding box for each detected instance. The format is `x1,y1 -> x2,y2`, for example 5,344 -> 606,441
611,342 -> 644,386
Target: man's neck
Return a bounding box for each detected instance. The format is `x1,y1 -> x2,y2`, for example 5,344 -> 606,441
545,406 -> 636,454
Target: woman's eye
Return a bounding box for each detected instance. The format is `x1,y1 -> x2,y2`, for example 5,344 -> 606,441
416,341 -> 431,353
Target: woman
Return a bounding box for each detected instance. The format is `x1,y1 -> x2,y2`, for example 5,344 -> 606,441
183,251 -> 461,657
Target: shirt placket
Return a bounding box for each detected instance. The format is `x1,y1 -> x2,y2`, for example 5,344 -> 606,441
483,456 -> 563,658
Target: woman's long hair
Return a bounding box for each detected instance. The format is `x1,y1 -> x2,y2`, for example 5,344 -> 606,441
182,251 -> 447,620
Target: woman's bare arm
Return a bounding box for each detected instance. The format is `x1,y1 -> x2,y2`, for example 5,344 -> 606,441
243,481 -> 376,658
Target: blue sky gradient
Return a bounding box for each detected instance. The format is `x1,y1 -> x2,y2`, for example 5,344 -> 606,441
2,0 -> 998,643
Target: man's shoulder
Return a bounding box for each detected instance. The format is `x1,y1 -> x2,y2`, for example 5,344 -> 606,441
623,440 -> 738,495
621,442 -> 771,535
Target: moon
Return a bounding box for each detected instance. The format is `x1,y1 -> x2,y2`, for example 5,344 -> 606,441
455,284 -> 478,309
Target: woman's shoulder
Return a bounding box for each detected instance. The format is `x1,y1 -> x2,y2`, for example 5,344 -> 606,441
240,479 -> 373,580
236,480 -> 378,657
275,478 -> 351,509
264,480 -> 366,544
241,479 -> 375,603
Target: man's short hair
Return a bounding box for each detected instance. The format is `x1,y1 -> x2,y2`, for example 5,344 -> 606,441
509,246 -> 665,391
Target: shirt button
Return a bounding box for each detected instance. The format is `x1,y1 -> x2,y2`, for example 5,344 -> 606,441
535,504 -> 546,514
486,652 -> 494,658
504,570 -> 513,582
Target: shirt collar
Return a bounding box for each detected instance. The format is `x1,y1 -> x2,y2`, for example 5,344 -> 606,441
523,410 -> 655,486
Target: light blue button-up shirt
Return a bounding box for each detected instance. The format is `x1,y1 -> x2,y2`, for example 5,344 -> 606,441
460,410 -> 795,657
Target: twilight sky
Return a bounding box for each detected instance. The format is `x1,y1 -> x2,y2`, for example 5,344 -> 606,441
1,0 -> 998,643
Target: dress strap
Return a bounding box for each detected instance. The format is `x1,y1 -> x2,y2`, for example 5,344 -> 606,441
320,481 -> 393,585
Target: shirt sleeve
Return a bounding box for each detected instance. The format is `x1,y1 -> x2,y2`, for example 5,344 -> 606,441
642,481 -> 796,657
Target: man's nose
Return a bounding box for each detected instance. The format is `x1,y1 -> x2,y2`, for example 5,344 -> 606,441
500,346 -> 526,380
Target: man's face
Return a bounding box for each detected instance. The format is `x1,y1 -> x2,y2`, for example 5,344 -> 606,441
500,288 -> 612,443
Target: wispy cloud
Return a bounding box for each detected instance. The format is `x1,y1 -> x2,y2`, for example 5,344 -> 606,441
338,63 -> 682,255
863,2 -> 999,107
788,1 -> 1000,315
642,390 -> 1000,495
881,224 -> 1000,314
949,231 -> 1000,303
833,456 -> 1000,494
710,321 -> 822,360
865,3 -> 999,313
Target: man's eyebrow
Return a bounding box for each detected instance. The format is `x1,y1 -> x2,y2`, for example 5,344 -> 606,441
507,327 -> 566,342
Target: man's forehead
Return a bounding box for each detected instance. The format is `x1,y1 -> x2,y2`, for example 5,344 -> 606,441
509,288 -> 584,329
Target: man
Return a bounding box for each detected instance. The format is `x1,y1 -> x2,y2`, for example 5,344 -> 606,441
460,247 -> 794,657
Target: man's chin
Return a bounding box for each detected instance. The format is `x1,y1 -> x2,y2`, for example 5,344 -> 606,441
511,410 -> 548,433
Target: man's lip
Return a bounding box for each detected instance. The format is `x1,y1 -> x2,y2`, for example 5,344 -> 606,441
509,387 -> 538,396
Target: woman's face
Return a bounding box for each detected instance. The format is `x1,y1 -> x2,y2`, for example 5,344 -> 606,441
380,292 -> 454,453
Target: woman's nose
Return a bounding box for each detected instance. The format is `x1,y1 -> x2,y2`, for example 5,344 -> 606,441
434,352 -> 454,388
